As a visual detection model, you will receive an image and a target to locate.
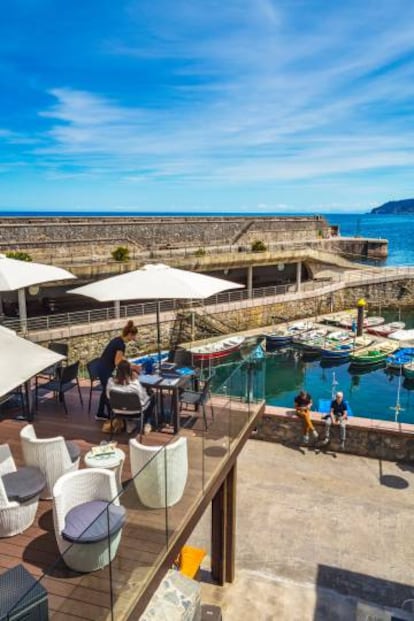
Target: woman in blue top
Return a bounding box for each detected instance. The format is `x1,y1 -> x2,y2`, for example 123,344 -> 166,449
95,320 -> 138,419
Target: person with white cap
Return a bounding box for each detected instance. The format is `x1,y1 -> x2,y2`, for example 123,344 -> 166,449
321,391 -> 348,450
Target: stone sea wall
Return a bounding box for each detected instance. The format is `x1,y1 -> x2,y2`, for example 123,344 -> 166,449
256,407 -> 414,463
0,216 -> 333,261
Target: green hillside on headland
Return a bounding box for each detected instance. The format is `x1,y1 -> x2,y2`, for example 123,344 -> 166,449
371,199 -> 414,214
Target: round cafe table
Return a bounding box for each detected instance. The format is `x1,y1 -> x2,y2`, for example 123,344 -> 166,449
84,447 -> 125,492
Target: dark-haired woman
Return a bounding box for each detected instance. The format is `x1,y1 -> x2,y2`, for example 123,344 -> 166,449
95,320 -> 138,420
107,359 -> 156,433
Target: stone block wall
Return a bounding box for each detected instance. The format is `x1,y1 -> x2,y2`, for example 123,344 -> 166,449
0,215 -> 331,262
256,407 -> 414,462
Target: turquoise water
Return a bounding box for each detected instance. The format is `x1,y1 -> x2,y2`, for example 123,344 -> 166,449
264,350 -> 414,424
213,349 -> 414,425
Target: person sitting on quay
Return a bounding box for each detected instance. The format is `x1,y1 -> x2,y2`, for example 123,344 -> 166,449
294,389 -> 318,444
321,391 -> 348,450
106,359 -> 156,434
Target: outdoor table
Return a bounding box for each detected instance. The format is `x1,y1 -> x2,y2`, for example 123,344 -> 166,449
84,447 -> 125,492
139,371 -> 194,434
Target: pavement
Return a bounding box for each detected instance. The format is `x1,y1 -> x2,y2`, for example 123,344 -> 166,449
188,440 -> 414,620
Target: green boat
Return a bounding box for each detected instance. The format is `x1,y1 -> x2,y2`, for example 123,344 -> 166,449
349,341 -> 398,366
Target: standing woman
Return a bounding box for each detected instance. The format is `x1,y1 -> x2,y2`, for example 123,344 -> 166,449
95,320 -> 138,420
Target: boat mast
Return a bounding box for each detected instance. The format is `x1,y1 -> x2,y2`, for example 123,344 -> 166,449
390,368 -> 404,422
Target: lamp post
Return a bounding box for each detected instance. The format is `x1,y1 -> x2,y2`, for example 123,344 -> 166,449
356,298 -> 366,336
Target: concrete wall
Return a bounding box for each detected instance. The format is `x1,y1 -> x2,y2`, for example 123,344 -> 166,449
255,407 -> 414,462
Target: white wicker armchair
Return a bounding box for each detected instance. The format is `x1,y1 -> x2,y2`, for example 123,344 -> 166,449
53,468 -> 124,573
20,424 -> 80,499
129,437 -> 188,509
0,444 -> 43,537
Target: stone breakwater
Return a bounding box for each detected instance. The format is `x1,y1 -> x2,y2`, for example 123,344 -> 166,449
0,215 -> 334,262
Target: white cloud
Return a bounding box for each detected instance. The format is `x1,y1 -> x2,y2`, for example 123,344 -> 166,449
7,0 -> 413,205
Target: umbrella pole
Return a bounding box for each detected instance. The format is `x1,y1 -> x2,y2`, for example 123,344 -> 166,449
156,301 -> 162,362
18,288 -> 27,332
114,300 -> 120,319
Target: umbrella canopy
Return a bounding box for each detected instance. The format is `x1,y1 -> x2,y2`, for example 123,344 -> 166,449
0,253 -> 76,291
0,326 -> 64,398
70,263 -> 244,358
0,253 -> 76,330
70,263 -> 243,301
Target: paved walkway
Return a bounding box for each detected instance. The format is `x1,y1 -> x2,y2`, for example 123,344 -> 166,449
189,440 -> 414,620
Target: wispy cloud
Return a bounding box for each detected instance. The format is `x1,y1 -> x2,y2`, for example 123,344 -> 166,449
2,0 -> 414,210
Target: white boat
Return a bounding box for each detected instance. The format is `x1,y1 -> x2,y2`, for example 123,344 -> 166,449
188,335 -> 245,361
366,321 -> 405,337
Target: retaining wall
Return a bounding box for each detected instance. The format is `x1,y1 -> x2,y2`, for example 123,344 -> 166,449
255,406 -> 414,462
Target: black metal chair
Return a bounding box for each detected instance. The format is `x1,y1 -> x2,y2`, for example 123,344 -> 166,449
35,361 -> 83,415
179,376 -> 214,429
48,342 -> 69,357
86,357 -> 102,415
108,390 -> 144,436
36,342 -> 69,384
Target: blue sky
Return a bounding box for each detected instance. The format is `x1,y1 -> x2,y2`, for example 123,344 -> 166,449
1,0 -> 414,214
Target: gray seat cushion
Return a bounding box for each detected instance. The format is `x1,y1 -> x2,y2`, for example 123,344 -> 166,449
65,440 -> 81,463
2,467 -> 46,502
62,500 -> 125,544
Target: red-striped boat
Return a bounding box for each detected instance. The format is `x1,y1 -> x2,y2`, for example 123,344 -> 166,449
188,335 -> 245,362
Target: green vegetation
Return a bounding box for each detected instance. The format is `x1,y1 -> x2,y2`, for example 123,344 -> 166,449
111,246 -> 130,262
251,240 -> 267,252
5,250 -> 32,262
194,247 -> 206,257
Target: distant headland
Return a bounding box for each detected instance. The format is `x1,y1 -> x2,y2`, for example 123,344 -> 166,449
371,199 -> 414,214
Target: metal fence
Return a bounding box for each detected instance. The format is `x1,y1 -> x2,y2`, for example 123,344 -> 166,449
2,265 -> 414,334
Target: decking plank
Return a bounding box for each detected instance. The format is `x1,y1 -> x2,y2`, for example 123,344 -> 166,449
0,382 -> 262,619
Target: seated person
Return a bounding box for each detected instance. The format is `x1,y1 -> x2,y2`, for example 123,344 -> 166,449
294,389 -> 318,444
107,360 -> 156,433
321,391 -> 348,450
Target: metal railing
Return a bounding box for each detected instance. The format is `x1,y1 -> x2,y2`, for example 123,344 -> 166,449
2,265 -> 414,334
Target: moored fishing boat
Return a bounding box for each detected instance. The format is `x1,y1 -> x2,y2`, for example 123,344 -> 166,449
349,340 -> 399,366
320,335 -> 373,360
265,321 -> 314,351
386,347 -> 414,370
367,321 -> 405,337
339,315 -> 384,329
188,335 -> 246,362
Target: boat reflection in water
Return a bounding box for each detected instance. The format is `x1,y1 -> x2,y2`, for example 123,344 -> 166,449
348,361 -> 386,376
211,344 -> 414,424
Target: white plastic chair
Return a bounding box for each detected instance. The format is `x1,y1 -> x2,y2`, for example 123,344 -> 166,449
53,468 -> 124,572
20,424 -> 80,499
0,445 -> 41,537
129,437 -> 188,509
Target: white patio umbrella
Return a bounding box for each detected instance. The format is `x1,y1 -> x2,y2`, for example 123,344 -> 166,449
0,326 -> 65,418
0,254 -> 76,330
70,263 -> 244,357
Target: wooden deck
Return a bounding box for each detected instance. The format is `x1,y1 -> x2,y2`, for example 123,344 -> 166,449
0,381 -> 263,620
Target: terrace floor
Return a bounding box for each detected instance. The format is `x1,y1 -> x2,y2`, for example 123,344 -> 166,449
0,380 -> 262,620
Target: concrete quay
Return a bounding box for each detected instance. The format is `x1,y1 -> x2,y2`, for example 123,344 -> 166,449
190,440 -> 414,620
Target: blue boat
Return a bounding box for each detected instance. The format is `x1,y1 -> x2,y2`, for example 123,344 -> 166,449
320,343 -> 354,360
386,347 -> 414,370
